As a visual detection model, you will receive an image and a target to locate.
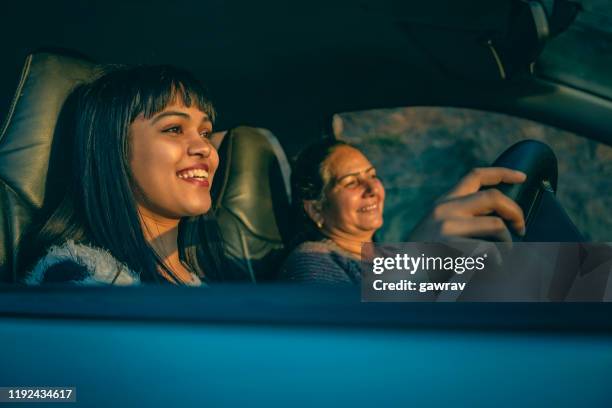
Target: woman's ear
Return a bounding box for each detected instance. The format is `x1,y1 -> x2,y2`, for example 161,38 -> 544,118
303,200 -> 324,228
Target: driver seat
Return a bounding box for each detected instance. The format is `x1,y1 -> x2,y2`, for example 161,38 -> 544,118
212,126 -> 292,281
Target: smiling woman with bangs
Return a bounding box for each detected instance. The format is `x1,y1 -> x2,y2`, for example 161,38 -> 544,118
18,65 -> 229,285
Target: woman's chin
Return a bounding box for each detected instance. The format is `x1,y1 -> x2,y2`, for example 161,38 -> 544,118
358,215 -> 384,231
178,200 -> 212,217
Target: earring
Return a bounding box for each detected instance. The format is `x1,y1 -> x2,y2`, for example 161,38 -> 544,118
316,220 -> 323,229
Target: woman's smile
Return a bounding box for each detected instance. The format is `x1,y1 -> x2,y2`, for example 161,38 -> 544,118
177,163 -> 211,186
357,202 -> 380,213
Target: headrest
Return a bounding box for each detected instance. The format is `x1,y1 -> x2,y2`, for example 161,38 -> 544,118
212,126 -> 292,281
0,52 -> 100,282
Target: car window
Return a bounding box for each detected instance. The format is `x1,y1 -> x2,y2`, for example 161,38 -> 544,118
538,0 -> 612,99
334,106 -> 612,242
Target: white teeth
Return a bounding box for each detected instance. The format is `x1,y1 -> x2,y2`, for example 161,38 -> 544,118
178,169 -> 209,179
359,203 -> 378,212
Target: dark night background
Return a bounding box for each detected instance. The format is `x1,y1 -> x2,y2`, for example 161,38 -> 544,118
1,0 -> 571,156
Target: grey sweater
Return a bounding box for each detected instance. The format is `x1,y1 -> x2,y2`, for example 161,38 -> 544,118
25,240 -> 201,286
279,239 -> 362,285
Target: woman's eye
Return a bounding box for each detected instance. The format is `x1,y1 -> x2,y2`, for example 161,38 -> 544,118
163,126 -> 182,134
344,180 -> 358,188
199,130 -> 210,139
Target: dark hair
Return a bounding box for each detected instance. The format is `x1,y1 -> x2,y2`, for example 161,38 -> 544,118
289,137 -> 349,247
18,65 -> 227,283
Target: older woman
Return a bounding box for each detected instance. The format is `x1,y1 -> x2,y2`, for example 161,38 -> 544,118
279,138 -> 526,284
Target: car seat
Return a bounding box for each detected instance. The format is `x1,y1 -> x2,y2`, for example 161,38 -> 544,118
0,51 -> 292,283
212,126 -> 292,281
0,51 -> 100,282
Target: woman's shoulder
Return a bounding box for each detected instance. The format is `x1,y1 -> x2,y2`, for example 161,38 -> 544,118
289,240 -> 360,263
282,240 -> 348,268
24,240 -> 139,285
290,239 -> 342,255
279,240 -> 361,284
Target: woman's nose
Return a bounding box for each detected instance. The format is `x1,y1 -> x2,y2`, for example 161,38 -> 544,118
363,178 -> 378,196
187,133 -> 212,157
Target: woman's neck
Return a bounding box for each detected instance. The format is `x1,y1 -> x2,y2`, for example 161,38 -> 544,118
321,229 -> 373,258
137,205 -> 194,283
138,206 -> 180,252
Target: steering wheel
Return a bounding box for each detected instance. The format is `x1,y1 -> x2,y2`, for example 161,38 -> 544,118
490,140 -> 584,242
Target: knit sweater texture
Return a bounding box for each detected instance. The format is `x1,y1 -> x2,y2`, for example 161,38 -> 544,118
279,239 -> 362,285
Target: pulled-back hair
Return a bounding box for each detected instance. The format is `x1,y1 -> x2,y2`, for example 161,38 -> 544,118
289,137 -> 349,247
18,65 -> 227,282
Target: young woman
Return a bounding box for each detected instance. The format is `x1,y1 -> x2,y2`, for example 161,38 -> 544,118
280,138 -> 527,284
19,65 -> 228,285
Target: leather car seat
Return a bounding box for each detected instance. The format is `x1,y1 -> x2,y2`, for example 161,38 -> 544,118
0,52 -> 100,282
212,126 -> 292,282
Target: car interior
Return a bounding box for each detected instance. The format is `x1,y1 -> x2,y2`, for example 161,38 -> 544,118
0,50 -> 605,283
0,52 -> 298,283
0,0 -> 611,405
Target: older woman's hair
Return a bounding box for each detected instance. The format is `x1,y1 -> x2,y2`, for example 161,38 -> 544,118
289,137 -> 349,246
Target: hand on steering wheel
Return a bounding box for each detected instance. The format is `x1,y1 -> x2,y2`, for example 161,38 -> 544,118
409,167 -> 527,242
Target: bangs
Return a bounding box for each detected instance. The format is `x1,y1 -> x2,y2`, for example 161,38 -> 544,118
138,80 -> 217,123
99,65 -> 216,123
